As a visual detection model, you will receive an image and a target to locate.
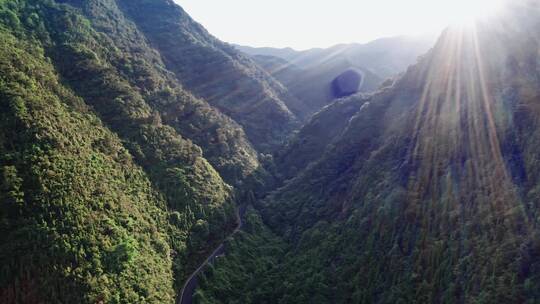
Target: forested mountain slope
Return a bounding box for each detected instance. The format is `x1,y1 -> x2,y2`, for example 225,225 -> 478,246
0,23 -> 181,302
0,0 -> 268,302
53,0 -> 262,185
197,1 -> 540,302
275,95 -> 370,181
114,0 -> 310,149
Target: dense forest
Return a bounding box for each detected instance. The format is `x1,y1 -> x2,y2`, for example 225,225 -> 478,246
1,0 -> 540,303
0,0 -> 277,302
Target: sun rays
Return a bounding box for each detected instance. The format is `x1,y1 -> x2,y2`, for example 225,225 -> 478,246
405,18 -> 530,237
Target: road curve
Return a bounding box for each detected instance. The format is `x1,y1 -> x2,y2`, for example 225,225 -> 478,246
177,207 -> 244,304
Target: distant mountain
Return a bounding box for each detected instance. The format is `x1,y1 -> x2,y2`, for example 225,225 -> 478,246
235,46 -> 300,62
236,35 -> 436,117
237,35 -> 437,78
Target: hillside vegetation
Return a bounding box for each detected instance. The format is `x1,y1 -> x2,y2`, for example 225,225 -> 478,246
0,0 -> 276,302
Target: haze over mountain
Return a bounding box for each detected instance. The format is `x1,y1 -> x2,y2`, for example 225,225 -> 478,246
176,0 -> 488,50
1,0 -> 540,304
237,35 -> 437,78
236,35 -> 437,117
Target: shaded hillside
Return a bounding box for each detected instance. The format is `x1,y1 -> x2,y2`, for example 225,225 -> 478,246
275,95 -> 369,181
198,1 -> 540,302
114,0 -> 310,150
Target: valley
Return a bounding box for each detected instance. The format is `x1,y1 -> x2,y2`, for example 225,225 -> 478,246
1,0 -> 539,303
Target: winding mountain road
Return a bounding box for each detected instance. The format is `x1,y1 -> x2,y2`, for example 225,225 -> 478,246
177,207 -> 244,304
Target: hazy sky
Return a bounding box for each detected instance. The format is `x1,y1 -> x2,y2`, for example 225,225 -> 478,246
175,0 -> 504,50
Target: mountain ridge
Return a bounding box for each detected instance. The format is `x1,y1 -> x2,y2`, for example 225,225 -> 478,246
235,34 -> 437,78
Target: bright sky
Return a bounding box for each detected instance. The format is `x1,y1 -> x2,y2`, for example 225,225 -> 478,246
175,0 -> 505,50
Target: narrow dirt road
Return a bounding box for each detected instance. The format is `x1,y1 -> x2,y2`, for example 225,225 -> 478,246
178,207 -> 244,304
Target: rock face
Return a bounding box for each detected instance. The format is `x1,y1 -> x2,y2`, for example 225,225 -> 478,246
331,69 -> 363,98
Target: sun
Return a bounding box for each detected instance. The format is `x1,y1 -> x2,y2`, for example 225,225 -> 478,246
445,0 -> 506,26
